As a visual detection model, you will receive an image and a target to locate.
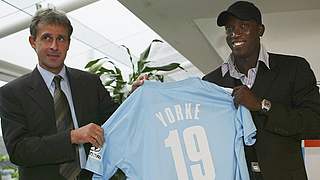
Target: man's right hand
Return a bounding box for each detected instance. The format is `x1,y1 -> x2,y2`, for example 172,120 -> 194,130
70,123 -> 104,148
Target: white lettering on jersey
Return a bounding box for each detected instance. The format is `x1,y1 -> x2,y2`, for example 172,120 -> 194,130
155,103 -> 201,127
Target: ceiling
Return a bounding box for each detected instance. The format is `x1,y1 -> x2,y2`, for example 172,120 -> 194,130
0,0 -> 319,84
118,0 -> 320,82
0,0 -> 201,82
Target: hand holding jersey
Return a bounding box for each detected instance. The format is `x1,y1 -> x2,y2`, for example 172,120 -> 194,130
232,85 -> 261,111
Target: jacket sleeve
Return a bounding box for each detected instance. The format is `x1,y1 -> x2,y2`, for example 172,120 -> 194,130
0,85 -> 77,167
95,75 -> 119,125
263,58 -> 320,139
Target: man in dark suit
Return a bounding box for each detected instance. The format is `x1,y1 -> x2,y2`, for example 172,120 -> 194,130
0,8 -> 144,180
203,1 -> 320,180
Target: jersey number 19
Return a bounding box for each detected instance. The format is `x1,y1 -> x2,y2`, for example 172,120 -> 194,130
165,126 -> 216,180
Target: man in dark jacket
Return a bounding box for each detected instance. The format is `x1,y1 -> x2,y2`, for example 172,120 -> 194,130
0,8 -> 144,180
203,1 -> 320,180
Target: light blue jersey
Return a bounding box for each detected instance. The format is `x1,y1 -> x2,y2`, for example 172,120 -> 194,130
86,77 -> 256,180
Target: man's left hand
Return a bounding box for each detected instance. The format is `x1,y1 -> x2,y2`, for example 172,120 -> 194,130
232,85 -> 261,111
130,74 -> 149,93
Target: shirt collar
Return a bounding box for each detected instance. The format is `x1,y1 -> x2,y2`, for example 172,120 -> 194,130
37,65 -> 67,89
221,44 -> 270,77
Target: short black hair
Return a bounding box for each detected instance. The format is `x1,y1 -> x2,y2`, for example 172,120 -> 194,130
29,8 -> 73,38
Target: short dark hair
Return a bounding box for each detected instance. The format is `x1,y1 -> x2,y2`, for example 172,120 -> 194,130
29,8 -> 73,38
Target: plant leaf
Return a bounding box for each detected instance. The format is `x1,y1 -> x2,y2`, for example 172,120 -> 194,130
88,62 -> 104,74
85,39 -> 183,105
85,57 -> 108,68
137,60 -> 151,74
121,45 -> 135,72
142,63 -> 185,73
99,67 -> 116,74
104,79 -> 115,86
139,39 -> 163,62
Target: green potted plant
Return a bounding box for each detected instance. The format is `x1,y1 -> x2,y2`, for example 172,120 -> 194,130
85,39 -> 184,179
0,154 -> 18,179
85,39 -> 184,103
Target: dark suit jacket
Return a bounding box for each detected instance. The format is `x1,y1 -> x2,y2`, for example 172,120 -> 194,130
203,53 -> 320,180
0,67 -> 118,180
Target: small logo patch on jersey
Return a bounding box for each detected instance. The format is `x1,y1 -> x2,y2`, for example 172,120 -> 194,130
89,146 -> 102,161
90,146 -> 101,152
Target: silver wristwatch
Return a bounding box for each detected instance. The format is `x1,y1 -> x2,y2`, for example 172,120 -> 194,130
261,99 -> 271,113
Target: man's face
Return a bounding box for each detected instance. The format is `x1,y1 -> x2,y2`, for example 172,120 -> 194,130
224,16 -> 264,59
29,23 -> 70,74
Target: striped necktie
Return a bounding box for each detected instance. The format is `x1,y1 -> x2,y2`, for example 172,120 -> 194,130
53,75 -> 81,180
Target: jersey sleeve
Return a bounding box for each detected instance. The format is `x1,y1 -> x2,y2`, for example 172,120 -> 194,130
85,144 -> 107,178
234,106 -> 257,180
85,89 -> 142,179
236,106 -> 256,145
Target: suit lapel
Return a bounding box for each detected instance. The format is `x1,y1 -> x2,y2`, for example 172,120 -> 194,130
66,68 -> 84,127
219,68 -> 243,88
251,56 -> 279,98
27,68 -> 55,116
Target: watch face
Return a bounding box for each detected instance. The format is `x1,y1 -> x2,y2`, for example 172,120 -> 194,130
262,99 -> 271,112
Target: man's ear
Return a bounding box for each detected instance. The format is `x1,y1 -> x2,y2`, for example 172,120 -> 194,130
29,35 -> 36,49
66,39 -> 70,51
258,24 -> 265,37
